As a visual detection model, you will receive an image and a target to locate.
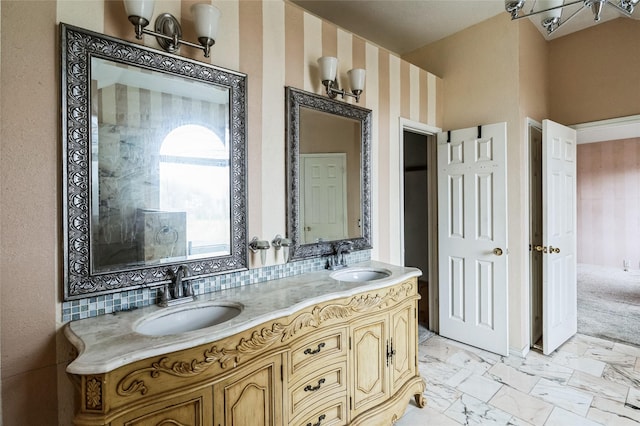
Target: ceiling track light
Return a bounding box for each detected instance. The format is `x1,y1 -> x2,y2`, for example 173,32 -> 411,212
505,0 -> 637,35
124,0 -> 220,58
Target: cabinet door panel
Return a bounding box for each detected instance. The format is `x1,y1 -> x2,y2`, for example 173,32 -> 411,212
213,355 -> 282,426
116,389 -> 212,426
351,316 -> 387,415
390,304 -> 416,393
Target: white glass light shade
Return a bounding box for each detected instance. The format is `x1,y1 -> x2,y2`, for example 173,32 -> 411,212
191,3 -> 221,40
348,68 -> 366,91
538,0 -> 563,21
124,0 -> 155,20
318,56 -> 338,82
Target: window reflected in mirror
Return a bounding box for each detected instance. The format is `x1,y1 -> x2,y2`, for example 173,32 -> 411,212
62,24 -> 247,299
91,58 -> 232,273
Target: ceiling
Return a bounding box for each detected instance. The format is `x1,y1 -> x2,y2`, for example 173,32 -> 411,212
290,0 -> 638,55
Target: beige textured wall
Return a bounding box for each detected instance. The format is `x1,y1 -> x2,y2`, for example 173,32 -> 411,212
403,13 -> 543,353
404,13 -> 639,354
1,1 -> 60,425
548,19 -> 640,125
577,138 -> 640,268
0,0 -> 441,423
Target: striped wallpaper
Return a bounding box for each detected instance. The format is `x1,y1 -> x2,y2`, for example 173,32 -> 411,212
57,0 -> 442,265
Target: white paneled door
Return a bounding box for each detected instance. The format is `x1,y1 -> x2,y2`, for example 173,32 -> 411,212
542,119 -> 577,355
300,153 -> 348,243
437,123 -> 508,356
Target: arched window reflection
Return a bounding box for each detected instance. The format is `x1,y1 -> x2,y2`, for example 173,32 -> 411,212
159,124 -> 230,256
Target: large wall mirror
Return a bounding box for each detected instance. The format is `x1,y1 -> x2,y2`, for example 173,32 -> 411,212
285,87 -> 372,260
62,24 -> 247,300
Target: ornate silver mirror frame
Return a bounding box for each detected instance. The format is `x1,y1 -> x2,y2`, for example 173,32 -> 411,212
61,24 -> 248,300
285,86 -> 372,260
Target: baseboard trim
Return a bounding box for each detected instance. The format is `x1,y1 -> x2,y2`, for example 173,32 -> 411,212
509,345 -> 529,358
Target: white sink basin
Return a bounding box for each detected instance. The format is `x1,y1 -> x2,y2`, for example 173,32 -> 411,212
330,267 -> 392,282
134,302 -> 243,336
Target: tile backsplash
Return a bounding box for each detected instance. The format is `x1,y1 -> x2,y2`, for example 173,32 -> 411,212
62,250 -> 371,322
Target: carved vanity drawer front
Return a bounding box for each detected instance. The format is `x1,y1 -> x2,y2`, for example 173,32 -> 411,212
291,398 -> 347,426
288,361 -> 347,421
289,327 -> 347,377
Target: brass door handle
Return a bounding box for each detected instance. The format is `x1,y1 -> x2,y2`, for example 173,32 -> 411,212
493,248 -> 503,256
534,245 -> 546,252
549,246 -> 561,254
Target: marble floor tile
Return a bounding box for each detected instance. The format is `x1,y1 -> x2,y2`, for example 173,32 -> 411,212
613,342 -> 640,358
422,379 -> 461,412
567,370 -> 629,403
530,377 -> 593,416
421,335 -> 464,362
396,404 -> 460,426
557,334 -> 615,355
602,363 -> 640,389
627,386 -> 640,410
397,333 -> 640,426
489,385 -> 554,425
545,407 -> 603,426
456,373 -> 503,402
551,350 -> 606,376
444,394 -> 514,425
446,350 -> 493,375
584,347 -> 637,368
486,362 -> 541,394
503,351 -> 574,385
418,358 -> 463,385
588,396 -> 640,425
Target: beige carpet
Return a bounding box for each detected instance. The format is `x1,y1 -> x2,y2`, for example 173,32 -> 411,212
578,263 -> 640,347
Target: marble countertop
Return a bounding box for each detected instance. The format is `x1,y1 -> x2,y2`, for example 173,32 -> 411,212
65,261 -> 421,375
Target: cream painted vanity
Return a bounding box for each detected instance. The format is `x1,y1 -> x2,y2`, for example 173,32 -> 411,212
65,262 -> 426,426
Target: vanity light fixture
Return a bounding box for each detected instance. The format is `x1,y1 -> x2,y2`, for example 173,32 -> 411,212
318,56 -> 365,103
505,0 -> 639,35
123,0 -> 220,58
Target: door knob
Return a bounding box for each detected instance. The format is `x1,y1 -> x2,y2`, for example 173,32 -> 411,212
549,246 -> 561,254
534,245 -> 546,253
493,248 -> 503,256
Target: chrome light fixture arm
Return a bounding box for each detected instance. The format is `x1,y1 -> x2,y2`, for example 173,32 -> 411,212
129,13 -> 216,58
322,79 -> 363,103
506,0 -> 635,35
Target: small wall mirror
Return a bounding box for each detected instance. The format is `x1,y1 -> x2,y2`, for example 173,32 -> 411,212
62,24 -> 248,300
285,87 -> 372,260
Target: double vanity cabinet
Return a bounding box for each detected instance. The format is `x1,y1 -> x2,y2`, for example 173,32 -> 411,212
65,262 -> 426,426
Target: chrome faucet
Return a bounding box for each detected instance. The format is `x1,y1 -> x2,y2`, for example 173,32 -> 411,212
160,265 -> 195,307
326,240 -> 354,270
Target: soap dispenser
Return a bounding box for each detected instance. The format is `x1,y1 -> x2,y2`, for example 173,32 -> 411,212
249,237 -> 271,266
272,234 -> 292,263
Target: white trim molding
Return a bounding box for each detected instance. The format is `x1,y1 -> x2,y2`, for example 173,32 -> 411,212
573,114 -> 640,144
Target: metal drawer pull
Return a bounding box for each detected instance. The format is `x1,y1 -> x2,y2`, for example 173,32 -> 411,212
306,414 -> 326,426
304,378 -> 326,392
303,342 -> 325,355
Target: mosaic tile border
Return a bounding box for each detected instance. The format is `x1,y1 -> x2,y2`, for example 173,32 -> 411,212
62,250 -> 371,323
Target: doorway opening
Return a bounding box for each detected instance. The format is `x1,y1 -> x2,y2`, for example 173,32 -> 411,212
528,122 -> 544,350
399,119 -> 439,333
573,115 -> 640,347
